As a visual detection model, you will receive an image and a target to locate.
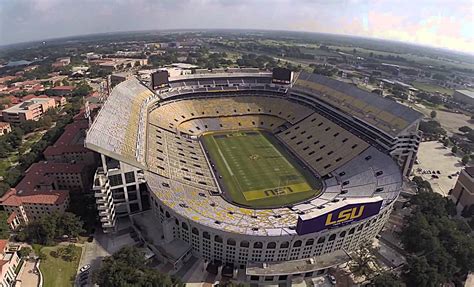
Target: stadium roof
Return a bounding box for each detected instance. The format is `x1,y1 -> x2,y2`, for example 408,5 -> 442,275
294,72 -> 423,136
455,89 -> 474,99
85,78 -> 158,167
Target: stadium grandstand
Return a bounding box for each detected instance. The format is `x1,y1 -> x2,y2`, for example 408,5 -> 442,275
85,68 -> 423,283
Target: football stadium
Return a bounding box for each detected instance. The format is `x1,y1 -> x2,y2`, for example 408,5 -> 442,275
85,68 -> 423,283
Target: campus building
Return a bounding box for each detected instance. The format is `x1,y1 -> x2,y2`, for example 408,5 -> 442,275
43,120 -> 97,165
450,166 -> 474,213
453,90 -> 474,106
0,240 -> 21,287
1,97 -> 56,124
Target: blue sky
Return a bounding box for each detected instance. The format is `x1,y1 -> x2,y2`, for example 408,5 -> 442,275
0,0 -> 472,53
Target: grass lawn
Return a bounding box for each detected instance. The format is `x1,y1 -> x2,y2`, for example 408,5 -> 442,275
412,81 -> 454,96
36,245 -> 82,287
202,130 -> 321,208
0,131 -> 43,178
18,132 -> 44,155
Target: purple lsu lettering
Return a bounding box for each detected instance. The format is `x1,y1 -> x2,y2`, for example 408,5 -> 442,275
325,205 -> 365,226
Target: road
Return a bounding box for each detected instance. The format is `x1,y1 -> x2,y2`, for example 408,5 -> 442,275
75,229 -> 111,287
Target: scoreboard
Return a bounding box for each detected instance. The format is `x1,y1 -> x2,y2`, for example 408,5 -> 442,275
272,67 -> 293,84
151,70 -> 169,90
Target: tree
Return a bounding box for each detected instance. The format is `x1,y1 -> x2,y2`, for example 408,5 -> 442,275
93,246 -> 180,287
459,126 -> 472,133
400,192 -> 474,285
17,212 -> 84,244
430,110 -> 437,119
18,247 -> 32,258
5,167 -> 22,186
419,120 -> 446,137
72,83 -> 92,97
442,138 -> 452,147
411,176 -> 432,192
58,212 -> 84,237
0,211 -> 11,239
461,155 -> 470,165
371,272 -> 405,287
0,183 -> 10,197
56,244 -> 79,261
432,73 -> 447,81
467,130 -> 474,142
451,146 -> 458,154
403,256 -> 442,287
349,244 -> 378,278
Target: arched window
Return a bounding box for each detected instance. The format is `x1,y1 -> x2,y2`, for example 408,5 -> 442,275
240,241 -> 249,248
181,222 -> 188,230
267,242 -> 276,249
293,240 -> 302,247
215,235 -> 223,243
280,241 -> 289,248
174,219 -> 179,226
349,228 -> 355,235
165,211 -> 170,218
227,238 -> 236,246
340,231 -> 346,238
317,237 -> 325,244
328,234 -> 336,241
192,227 -> 199,235
305,239 -> 314,246
203,231 -> 210,240
253,242 -> 263,249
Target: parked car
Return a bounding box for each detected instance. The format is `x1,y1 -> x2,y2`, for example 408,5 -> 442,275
328,274 -> 336,285
80,264 -> 91,273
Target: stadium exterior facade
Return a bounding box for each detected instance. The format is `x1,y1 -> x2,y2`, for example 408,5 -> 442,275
86,70 -> 422,283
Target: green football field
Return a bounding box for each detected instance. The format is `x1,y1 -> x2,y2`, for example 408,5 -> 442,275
201,130 -> 321,208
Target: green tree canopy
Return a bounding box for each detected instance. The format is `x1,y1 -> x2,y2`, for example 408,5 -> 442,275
400,192 -> 474,286
93,246 -> 182,287
371,272 -> 405,287
459,126 -> 472,133
461,155 -> 471,165
17,212 -> 84,245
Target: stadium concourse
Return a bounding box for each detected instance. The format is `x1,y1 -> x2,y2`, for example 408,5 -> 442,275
85,68 -> 423,284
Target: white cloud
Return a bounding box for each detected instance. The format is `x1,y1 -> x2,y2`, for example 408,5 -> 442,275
0,0 -> 472,53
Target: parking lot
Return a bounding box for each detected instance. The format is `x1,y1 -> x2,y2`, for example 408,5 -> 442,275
414,141 -> 464,196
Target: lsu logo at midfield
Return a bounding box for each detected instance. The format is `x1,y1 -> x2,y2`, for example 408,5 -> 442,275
325,206 -> 365,226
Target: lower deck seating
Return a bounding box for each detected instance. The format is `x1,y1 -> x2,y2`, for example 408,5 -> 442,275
147,127 -> 217,190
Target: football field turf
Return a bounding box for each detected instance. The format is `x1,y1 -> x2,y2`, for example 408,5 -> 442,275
201,130 -> 321,208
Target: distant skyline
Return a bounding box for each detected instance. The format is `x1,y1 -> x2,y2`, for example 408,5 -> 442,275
0,0 -> 473,53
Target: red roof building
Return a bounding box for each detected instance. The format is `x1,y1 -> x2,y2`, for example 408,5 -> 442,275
6,212 -> 20,230
44,120 -> 96,165
16,162 -> 91,193
0,161 -> 94,223
48,85 -> 75,96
